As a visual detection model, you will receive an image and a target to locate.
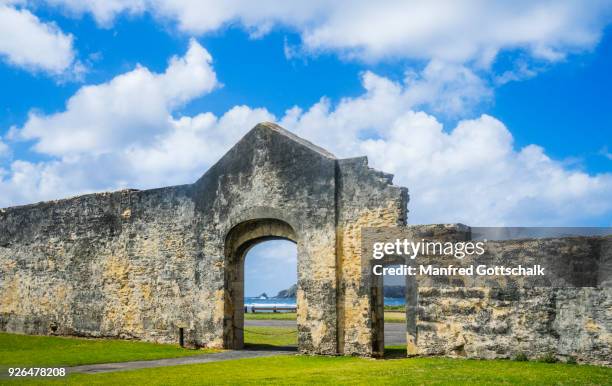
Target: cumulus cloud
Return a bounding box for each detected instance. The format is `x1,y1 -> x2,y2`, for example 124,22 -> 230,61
42,0 -> 612,65
402,61 -> 492,116
0,139 -> 9,157
280,77 -> 612,226
43,0 -> 146,27
0,105 -> 273,206
359,115 -> 611,225
37,1 -> 612,118
15,38 -> 218,156
0,3 -> 76,74
1,45 -> 611,226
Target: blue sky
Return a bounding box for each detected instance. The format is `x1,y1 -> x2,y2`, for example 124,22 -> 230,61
1,1 -> 611,294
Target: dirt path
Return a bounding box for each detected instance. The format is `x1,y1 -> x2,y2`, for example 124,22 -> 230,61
69,350 -> 294,374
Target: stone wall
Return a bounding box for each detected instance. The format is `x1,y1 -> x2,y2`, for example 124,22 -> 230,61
0,122 -> 408,357
362,225 -> 611,365
418,287 -> 611,365
415,233 -> 611,365
335,157 -> 408,356
4,122 -> 607,364
0,186 -> 206,345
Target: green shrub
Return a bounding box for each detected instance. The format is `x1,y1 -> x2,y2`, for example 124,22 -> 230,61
566,356 -> 577,365
513,352 -> 529,362
538,352 -> 558,363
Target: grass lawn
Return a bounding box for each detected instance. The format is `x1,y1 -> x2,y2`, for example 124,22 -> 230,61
384,311 -> 406,323
245,312 -> 406,323
245,312 -> 298,320
243,326 -> 297,349
4,330 -> 610,385
243,327 -> 402,356
62,354 -> 612,385
0,332 -> 217,367
384,305 -> 405,311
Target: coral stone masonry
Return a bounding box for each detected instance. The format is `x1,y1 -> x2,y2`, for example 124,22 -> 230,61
0,123 -> 610,364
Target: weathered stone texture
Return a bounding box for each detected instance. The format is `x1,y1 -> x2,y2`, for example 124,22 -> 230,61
370,225 -> 611,365
417,286 -> 611,365
2,123 -> 609,364
0,186 -> 206,345
0,123 -> 407,357
416,235 -> 611,365
335,157 -> 408,356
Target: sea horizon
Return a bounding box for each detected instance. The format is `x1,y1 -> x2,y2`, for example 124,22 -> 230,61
245,296 -> 405,307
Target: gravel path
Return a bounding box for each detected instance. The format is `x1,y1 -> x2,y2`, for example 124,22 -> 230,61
69,350 -> 293,374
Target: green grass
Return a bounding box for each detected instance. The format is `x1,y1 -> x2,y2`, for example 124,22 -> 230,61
245,328 -> 405,357
3,332 -> 611,385
384,305 -> 405,311
0,333 -> 217,367
62,354 -> 612,385
245,312 -> 406,323
384,311 -> 406,323
245,312 -> 298,320
244,326 -> 297,349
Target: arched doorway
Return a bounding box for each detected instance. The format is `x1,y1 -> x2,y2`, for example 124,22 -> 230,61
223,218 -> 298,349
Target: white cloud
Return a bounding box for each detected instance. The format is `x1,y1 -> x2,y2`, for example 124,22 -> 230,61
42,1 -> 612,65
359,115 -> 611,225
0,3 -> 75,74
0,105 -> 273,206
0,139 -> 9,157
38,1 -> 612,118
297,1 -> 611,64
279,68 -> 491,150
279,76 -> 612,226
42,0 -> 146,27
123,105 -> 274,187
15,38 -> 218,156
1,46 -> 610,226
494,59 -> 539,85
402,60 -> 492,116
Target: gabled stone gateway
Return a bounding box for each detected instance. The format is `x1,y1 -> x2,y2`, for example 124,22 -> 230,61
0,122 -> 408,356
2,122 -> 610,364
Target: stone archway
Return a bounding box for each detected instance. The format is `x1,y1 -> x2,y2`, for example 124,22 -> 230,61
223,218 -> 298,349
3,123 -> 609,364
0,122 -> 408,358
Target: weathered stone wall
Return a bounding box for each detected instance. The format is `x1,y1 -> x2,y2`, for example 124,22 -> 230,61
189,123 -> 341,354
0,122 -> 408,357
335,157 -> 408,356
4,122 -> 607,364
388,225 -> 612,365
0,186 -> 208,345
418,287 -> 611,365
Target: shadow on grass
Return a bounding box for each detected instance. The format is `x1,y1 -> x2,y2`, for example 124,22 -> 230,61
384,345 -> 407,359
243,343 -> 298,352
243,342 -> 406,356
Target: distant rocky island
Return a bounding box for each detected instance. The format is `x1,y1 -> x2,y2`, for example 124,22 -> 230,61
274,284 -> 405,298
275,284 -> 297,298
